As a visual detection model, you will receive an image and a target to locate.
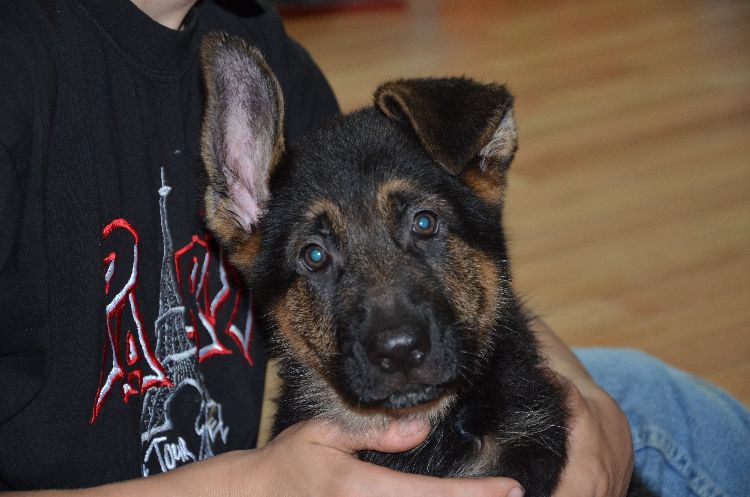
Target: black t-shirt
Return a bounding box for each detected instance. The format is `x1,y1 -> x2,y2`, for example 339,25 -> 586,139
0,0 -> 338,489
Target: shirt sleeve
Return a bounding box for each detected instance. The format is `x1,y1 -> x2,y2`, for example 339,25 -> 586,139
0,128 -> 50,429
0,19 -> 51,427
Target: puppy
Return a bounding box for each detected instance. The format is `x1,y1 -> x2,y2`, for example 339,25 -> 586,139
199,32 -> 656,497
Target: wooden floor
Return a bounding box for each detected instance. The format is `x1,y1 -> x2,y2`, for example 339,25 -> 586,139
263,0 -> 749,428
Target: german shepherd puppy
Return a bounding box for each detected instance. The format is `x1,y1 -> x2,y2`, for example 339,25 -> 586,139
199,33 -> 656,497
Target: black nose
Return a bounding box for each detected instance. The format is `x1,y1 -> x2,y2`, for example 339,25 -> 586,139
366,325 -> 431,373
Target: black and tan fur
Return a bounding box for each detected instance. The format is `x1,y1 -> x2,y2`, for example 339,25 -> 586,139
199,32 -> 656,497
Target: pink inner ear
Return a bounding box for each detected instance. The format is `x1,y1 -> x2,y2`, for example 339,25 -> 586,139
224,106 -> 272,233
209,43 -> 279,234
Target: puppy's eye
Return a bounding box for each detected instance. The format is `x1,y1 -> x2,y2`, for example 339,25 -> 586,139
301,244 -> 329,271
412,211 -> 438,237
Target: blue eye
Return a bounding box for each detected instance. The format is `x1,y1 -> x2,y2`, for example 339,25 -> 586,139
302,244 -> 329,271
417,216 -> 431,230
310,247 -> 323,263
413,211 -> 438,237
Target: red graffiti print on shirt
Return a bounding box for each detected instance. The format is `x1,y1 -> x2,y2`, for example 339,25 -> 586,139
174,234 -> 255,365
92,219 -> 171,423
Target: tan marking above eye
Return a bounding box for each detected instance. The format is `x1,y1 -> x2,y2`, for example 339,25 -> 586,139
375,178 -> 417,221
305,198 -> 347,238
375,178 -> 454,234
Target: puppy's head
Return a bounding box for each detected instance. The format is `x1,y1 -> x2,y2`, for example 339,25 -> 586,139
201,34 -> 518,419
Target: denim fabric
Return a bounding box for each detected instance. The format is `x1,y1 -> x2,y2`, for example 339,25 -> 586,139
576,348 -> 750,497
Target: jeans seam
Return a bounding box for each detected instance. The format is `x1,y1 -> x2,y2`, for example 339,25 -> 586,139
634,425 -> 728,497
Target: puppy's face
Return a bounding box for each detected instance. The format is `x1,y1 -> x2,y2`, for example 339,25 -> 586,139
200,33 -> 518,416
254,115 -> 511,411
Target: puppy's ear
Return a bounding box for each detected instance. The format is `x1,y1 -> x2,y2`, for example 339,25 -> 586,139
200,32 -> 284,246
374,78 -> 517,202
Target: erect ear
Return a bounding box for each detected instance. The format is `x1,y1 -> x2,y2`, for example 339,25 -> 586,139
200,32 -> 284,246
374,78 -> 517,200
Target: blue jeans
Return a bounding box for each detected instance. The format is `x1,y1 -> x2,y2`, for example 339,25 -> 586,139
577,348 -> 750,497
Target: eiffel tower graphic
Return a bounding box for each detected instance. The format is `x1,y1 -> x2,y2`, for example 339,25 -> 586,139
140,169 -> 229,476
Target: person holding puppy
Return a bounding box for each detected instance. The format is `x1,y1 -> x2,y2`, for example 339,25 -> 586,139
1,1 -> 747,496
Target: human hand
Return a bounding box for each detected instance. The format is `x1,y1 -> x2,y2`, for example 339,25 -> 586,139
552,376 -> 634,497
244,417 -> 525,497
532,318 -> 634,497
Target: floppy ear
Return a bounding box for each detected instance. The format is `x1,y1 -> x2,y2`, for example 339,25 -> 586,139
200,32 -> 285,246
374,78 -> 517,201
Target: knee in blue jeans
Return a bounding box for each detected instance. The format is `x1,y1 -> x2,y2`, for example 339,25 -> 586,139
576,347 -> 750,497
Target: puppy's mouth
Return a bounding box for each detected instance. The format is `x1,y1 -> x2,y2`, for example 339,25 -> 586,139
379,384 -> 448,410
347,380 -> 455,413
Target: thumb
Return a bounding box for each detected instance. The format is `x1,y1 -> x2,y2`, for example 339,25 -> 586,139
305,417 -> 431,454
